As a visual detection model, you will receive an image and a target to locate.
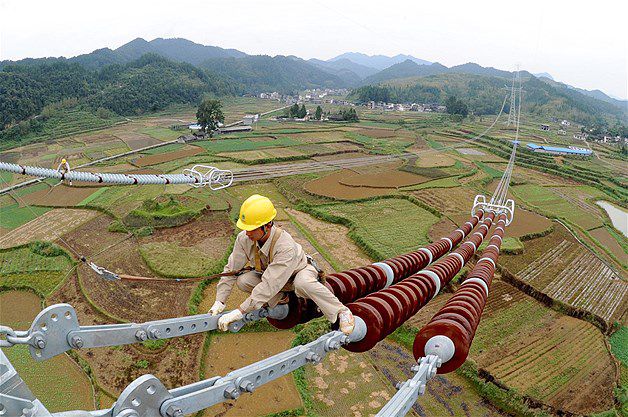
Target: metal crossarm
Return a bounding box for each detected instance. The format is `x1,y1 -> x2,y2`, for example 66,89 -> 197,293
375,355 -> 441,417
1,303 -> 288,362
0,319 -> 367,417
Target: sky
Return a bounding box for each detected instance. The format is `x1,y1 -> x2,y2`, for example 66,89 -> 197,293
1,0 -> 626,99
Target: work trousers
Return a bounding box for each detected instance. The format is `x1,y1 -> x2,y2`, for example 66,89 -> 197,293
236,265 -> 346,322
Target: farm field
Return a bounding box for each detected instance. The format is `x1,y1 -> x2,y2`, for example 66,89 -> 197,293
1,103 -> 626,417
501,223 -> 628,325
308,198 -> 439,260
0,291 -> 94,412
407,279 -> 617,415
202,332 -> 302,417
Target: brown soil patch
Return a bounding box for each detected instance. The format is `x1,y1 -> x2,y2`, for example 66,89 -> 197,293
428,217 -> 457,242
114,132 -> 161,150
411,186 -> 477,215
134,146 -> 205,167
340,170 -> 429,189
590,227 -> 626,261
201,332 -> 302,417
61,215 -> 195,322
0,208 -> 99,249
355,128 -> 396,138
415,153 -> 456,168
286,208 -> 372,270
348,160 -> 403,175
0,290 -> 41,326
304,170 -> 393,200
20,185 -> 96,207
449,208 -> 552,239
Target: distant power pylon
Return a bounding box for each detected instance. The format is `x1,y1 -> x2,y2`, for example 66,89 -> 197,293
506,68 -> 519,127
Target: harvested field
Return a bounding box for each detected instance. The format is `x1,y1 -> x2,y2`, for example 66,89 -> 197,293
450,208 -> 552,239
0,291 -> 94,412
114,131 -> 160,150
355,128 -> 396,138
590,226 -> 626,261
427,217 -> 457,242
339,170 -> 429,189
286,208 -> 372,270
457,148 -> 485,155
0,208 -> 99,249
139,211 -> 233,277
20,184 -> 98,207
61,215 -> 195,322
304,170 -> 393,200
202,332 -> 302,417
412,186 -> 477,215
217,147 -> 305,161
133,146 -> 205,167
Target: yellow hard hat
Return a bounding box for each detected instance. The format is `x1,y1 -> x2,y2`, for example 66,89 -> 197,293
236,194 -> 277,231
61,158 -> 67,164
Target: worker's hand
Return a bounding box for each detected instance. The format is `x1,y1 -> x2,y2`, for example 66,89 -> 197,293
218,309 -> 244,331
208,300 -> 225,316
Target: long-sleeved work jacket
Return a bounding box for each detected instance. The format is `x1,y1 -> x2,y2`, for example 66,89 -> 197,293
215,227 -> 308,312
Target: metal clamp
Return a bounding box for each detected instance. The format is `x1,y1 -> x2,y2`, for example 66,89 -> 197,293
375,355 -> 441,417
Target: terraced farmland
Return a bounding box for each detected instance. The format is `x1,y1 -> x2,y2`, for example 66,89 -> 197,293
516,239 -> 627,323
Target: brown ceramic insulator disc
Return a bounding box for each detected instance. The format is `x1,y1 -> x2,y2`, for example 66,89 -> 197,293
383,286 -> 413,320
335,273 -> 359,302
430,310 -> 474,337
268,292 -> 307,330
394,282 -> 421,318
413,319 -> 471,374
361,296 -> 396,333
438,302 -> 480,329
384,259 -> 402,280
362,265 -> 386,293
404,277 -> 431,304
342,301 -> 385,353
369,291 -> 405,329
447,295 -> 482,316
345,269 -> 369,298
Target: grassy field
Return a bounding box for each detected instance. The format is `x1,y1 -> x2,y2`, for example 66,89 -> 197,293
309,198 -> 439,260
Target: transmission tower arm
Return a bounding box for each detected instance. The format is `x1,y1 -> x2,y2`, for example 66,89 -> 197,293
0,303 -> 288,362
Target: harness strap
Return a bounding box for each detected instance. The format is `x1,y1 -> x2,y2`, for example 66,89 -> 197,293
253,227 -> 283,272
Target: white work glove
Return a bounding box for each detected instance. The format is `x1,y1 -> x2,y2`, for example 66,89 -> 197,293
208,300 -> 225,316
218,309 -> 244,331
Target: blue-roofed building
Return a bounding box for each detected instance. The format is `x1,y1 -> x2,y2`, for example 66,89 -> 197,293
526,142 -> 592,156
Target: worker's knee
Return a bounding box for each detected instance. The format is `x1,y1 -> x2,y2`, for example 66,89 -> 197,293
293,267 -> 319,297
236,272 -> 260,292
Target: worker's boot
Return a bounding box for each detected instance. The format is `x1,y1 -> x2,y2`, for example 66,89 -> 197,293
338,308 -> 355,335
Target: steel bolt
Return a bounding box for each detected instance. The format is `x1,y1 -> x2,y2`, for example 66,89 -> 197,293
305,352 -> 321,364
149,329 -> 161,339
165,406 -> 184,417
135,330 -> 148,341
224,386 -> 240,400
71,336 -> 84,349
34,336 -> 46,349
239,380 -> 255,393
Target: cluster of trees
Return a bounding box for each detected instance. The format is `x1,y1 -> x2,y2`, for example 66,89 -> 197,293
335,108 -> 359,121
286,103 -> 307,118
0,54 -> 235,132
196,98 -> 224,136
445,96 -> 469,117
351,73 -> 627,126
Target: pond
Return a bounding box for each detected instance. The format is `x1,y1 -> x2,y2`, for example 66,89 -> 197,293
597,201 -> 628,238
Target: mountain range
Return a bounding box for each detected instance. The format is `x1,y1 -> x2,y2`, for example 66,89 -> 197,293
1,37 -> 625,131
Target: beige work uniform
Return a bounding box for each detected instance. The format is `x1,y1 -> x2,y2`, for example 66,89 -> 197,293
215,227 -> 346,322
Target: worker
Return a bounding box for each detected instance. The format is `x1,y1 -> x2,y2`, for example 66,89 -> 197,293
208,194 -> 355,334
56,158 -> 72,185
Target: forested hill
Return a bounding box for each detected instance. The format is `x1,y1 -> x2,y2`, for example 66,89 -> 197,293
0,38 -> 247,71
199,55 -> 345,94
353,64 -> 627,125
0,54 -> 236,131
